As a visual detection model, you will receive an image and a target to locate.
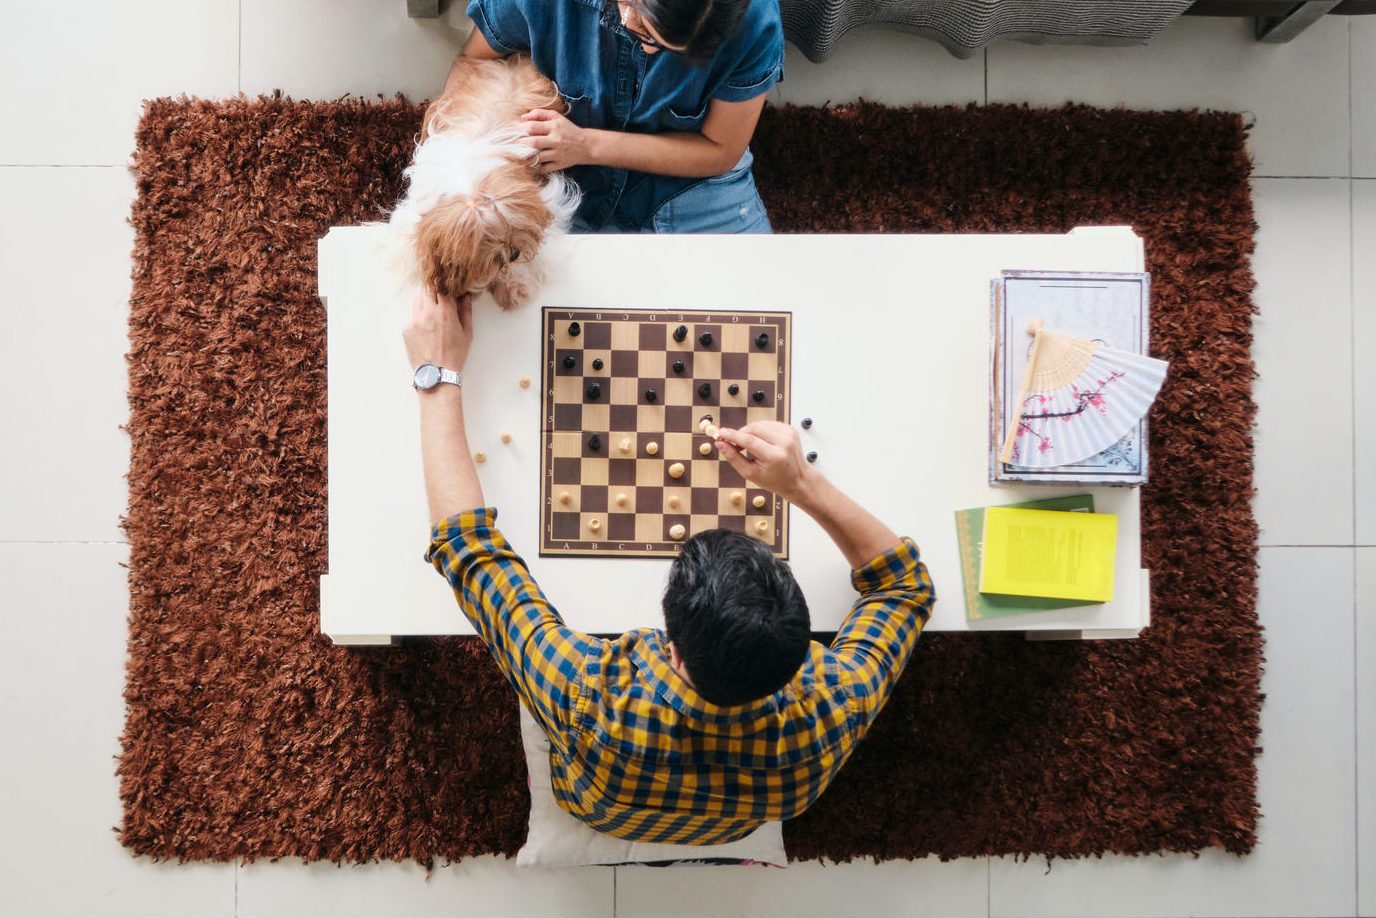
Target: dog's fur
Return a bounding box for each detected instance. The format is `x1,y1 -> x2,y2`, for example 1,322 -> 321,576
387,56 -> 580,310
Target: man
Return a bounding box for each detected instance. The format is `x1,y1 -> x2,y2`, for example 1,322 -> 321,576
404,288 -> 935,844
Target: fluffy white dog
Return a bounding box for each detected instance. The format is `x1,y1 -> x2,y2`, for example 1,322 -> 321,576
387,55 -> 580,310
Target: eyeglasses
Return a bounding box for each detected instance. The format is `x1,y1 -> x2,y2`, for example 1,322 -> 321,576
606,0 -> 680,53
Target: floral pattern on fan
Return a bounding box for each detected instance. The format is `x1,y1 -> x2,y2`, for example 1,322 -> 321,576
1000,320 -> 1167,469
1010,370 -> 1126,461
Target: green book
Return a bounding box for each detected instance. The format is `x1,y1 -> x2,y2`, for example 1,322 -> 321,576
955,494 -> 1102,620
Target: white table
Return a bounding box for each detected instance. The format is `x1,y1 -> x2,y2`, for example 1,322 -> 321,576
318,228 -> 1150,645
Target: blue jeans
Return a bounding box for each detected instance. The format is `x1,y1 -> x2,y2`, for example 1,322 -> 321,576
571,150 -> 773,235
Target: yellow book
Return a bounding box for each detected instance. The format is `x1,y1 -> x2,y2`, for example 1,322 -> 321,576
978,506 -> 1117,602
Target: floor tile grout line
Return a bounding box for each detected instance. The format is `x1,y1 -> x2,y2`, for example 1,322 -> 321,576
0,163 -> 122,170
1351,17 -> 1358,556
1355,552 -> 1363,912
0,540 -> 128,545
1259,544 -> 1373,548
1253,174 -> 1353,180
1350,20 -> 1361,913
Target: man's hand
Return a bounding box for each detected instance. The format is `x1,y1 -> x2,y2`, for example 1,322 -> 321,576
403,289 -> 474,373
523,109 -> 593,174
715,421 -> 817,507
719,420 -> 901,568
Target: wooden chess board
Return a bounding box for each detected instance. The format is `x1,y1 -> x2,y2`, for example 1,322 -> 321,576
539,308 -> 792,558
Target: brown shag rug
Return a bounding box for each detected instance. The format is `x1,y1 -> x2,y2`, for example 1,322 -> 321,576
119,97 -> 1262,865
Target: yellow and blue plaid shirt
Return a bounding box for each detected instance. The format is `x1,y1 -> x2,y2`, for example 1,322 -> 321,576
425,507 -> 935,846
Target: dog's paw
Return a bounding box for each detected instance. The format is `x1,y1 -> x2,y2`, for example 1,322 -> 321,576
492,279 -> 530,311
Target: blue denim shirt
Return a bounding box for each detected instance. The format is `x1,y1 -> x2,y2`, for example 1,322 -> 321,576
466,0 -> 784,230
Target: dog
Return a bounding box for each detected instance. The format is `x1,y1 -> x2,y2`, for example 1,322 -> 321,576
386,55 -> 579,310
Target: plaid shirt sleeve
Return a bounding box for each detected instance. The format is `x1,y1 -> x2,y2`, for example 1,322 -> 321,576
423,507 -> 600,754
830,538 -> 935,734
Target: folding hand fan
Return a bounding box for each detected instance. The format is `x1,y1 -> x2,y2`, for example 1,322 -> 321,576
999,319 -> 1168,469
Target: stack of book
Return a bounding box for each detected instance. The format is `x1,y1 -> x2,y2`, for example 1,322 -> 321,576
989,270 -> 1154,487
955,495 -> 1118,621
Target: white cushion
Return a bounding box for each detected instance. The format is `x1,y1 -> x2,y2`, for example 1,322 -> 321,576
514,702 -> 788,868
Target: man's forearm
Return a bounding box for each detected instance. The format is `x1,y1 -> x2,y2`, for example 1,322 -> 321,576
586,128 -> 740,178
792,471 -> 901,570
418,386 -> 485,526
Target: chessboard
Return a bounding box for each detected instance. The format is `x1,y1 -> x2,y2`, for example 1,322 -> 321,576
539,308 -> 792,558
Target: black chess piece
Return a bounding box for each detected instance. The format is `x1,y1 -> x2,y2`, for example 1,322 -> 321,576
592,358 -> 604,371
562,355 -> 576,370
673,325 -> 688,342
801,417 -> 813,429
568,321 -> 581,337
752,389 -> 765,403
699,331 -> 714,347
806,451 -> 818,463
645,388 -> 658,403
697,383 -> 712,398
589,434 -> 602,451
672,360 -> 685,375
755,332 -> 769,349
728,383 -> 740,396
585,382 -> 601,400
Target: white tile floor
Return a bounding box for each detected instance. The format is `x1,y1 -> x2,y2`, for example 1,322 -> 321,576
0,4 -> 1369,917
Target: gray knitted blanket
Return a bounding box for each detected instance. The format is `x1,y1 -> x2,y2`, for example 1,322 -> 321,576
780,0 -> 1193,61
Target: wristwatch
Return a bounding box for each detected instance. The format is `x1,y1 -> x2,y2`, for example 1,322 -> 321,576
412,362 -> 462,391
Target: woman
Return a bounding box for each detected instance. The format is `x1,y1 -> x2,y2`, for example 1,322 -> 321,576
449,0 -> 784,233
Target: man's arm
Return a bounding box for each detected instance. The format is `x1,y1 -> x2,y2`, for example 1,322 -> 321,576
716,422 -> 935,730
417,387 -> 484,527
403,290 -> 598,746
715,422 -> 898,568
424,508 -> 599,749
826,541 -> 933,731
406,292 -> 484,525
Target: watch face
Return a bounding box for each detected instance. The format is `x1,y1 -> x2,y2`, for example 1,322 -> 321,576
414,363 -> 441,389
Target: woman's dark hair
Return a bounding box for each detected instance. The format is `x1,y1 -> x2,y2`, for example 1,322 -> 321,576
639,0 -> 751,62
662,528 -> 811,706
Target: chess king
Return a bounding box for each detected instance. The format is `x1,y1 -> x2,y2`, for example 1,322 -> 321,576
402,288 -> 934,844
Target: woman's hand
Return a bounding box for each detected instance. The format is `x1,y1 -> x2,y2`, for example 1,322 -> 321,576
715,421 -> 818,507
403,288 -> 474,373
523,109 -> 594,173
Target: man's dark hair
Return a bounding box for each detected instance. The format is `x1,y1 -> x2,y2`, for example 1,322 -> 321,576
639,0 -> 751,62
662,528 -> 811,706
